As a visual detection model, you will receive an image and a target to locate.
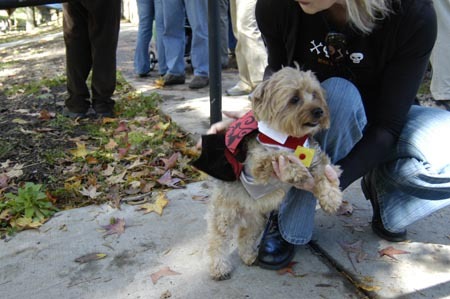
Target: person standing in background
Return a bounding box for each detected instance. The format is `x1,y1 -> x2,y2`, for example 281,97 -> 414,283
430,0 -> 450,111
226,0 -> 267,96
62,0 -> 121,118
134,0 -> 155,78
218,0 -> 230,69
134,0 -> 167,78
159,0 -> 210,89
154,0 -> 168,77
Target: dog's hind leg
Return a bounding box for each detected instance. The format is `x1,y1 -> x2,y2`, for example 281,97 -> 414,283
237,212 -> 265,266
207,195 -> 238,280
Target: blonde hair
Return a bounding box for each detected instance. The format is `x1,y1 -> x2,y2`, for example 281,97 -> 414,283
345,0 -> 394,34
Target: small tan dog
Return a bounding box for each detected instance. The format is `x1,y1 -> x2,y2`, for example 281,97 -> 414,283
206,67 -> 342,280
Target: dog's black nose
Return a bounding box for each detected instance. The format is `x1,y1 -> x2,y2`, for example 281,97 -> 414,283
311,108 -> 324,119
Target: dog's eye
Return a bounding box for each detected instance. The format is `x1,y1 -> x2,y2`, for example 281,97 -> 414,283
289,96 -> 301,104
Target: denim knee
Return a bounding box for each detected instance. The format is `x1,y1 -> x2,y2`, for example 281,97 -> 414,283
316,77 -> 367,163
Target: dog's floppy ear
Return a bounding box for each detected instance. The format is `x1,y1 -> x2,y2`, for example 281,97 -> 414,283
251,80 -> 269,106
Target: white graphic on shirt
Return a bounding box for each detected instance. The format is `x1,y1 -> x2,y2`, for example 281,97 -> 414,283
310,40 -> 323,54
350,52 -> 364,63
335,48 -> 345,61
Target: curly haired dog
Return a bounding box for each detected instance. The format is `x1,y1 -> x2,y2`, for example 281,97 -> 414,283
206,67 -> 343,280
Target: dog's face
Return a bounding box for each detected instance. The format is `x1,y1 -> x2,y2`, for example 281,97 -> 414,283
251,67 -> 330,137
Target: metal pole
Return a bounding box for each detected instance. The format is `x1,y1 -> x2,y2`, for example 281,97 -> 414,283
207,0 -> 222,125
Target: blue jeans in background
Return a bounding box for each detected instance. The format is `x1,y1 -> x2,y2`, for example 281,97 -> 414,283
160,0 -> 209,77
134,0 -> 155,75
153,0 -> 167,76
278,77 -> 450,244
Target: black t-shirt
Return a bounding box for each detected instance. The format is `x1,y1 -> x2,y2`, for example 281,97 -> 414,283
256,0 -> 437,189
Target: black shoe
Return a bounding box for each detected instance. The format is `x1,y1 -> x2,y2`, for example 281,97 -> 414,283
162,74 -> 185,86
62,107 -> 88,119
138,72 -> 151,78
361,173 -> 407,242
94,110 -> 115,118
257,212 -> 296,270
188,76 -> 209,89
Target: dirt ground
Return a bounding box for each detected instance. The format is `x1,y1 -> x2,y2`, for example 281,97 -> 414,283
0,29 -> 201,220
1,36 -> 69,182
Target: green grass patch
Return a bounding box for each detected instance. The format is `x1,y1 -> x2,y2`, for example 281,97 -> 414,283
0,139 -> 15,160
4,75 -> 66,97
42,148 -> 67,164
117,92 -> 161,118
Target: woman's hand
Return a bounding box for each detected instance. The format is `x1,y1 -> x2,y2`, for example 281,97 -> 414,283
271,155 -> 340,192
196,110 -> 248,149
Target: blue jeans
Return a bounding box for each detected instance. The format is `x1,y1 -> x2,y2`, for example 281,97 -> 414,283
134,0 -> 155,75
160,0 -> 209,77
279,77 -> 450,244
154,0 -> 167,75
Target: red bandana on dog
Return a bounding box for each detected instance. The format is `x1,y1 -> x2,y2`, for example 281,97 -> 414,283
192,110 -> 315,181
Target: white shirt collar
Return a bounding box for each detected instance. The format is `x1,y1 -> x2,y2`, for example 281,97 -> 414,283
257,121 -> 289,144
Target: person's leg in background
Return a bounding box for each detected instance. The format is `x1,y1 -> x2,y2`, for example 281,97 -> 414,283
84,0 -> 121,117
62,1 -> 92,116
227,5 -> 238,69
134,0 -> 155,77
218,0 -> 230,69
184,0 -> 209,89
430,0 -> 450,111
160,0 -> 186,85
154,0 -> 167,76
227,0 -> 267,96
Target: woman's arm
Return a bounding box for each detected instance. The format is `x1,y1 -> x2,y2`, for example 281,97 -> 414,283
256,0 -> 289,79
337,2 -> 437,189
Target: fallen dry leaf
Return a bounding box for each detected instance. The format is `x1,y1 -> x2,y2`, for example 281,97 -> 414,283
80,185 -> 103,199
101,217 -> 126,236
137,193 -> 169,215
86,156 -> 99,165
378,246 -> 410,260
107,171 -> 127,184
105,138 -> 119,150
75,253 -> 107,264
12,118 -> 28,124
150,266 -> 181,284
11,217 -> 43,229
354,276 -> 382,291
161,153 -> 180,170
102,164 -> 115,176
192,194 -> 209,202
114,121 -> 129,133
70,142 -> 89,158
157,170 -> 183,189
277,261 -> 298,276
155,77 -> 165,88
0,174 -> 9,188
102,117 -> 116,124
5,163 -> 24,178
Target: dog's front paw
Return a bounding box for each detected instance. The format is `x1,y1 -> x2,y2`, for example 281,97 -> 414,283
210,259 -> 233,281
281,161 -> 311,186
239,250 -> 257,266
314,179 -> 343,214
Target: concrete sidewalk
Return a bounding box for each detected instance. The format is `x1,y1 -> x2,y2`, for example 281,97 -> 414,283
1,22 -> 449,299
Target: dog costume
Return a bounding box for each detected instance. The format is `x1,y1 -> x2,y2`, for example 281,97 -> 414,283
193,111 -> 314,198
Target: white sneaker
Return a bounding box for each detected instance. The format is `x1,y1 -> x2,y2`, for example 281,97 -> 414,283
226,81 -> 253,96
